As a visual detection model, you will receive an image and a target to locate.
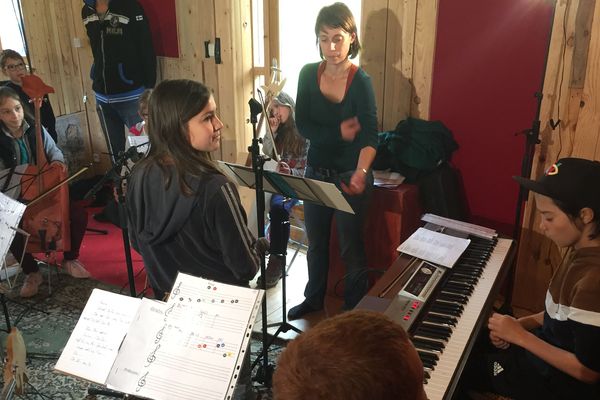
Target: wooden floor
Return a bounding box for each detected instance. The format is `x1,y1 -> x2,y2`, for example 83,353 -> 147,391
251,245 -> 347,341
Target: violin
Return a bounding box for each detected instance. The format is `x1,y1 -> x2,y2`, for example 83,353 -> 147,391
19,74 -> 71,253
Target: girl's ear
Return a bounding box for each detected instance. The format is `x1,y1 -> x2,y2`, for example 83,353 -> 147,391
579,207 -> 595,224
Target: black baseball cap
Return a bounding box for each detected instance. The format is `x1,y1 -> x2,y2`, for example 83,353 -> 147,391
513,158 -> 600,214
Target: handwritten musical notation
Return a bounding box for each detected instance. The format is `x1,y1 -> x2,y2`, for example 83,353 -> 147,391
54,289 -> 141,384
55,273 -> 264,400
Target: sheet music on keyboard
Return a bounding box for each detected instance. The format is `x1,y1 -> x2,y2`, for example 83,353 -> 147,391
421,213 -> 497,240
397,227 -> 471,268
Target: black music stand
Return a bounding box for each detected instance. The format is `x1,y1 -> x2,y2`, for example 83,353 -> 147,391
220,156 -> 353,387
0,193 -> 27,333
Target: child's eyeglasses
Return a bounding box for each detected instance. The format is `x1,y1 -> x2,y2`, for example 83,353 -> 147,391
4,62 -> 26,71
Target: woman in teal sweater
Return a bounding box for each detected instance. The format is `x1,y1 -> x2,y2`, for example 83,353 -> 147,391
288,2 -> 378,320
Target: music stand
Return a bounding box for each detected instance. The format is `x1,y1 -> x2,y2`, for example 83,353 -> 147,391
0,192 -> 27,334
219,161 -> 353,384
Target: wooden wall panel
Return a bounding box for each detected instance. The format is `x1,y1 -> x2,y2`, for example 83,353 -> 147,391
383,0 -> 417,131
361,0 -> 389,131
214,0 -> 253,162
361,0 -> 438,130
512,0 -> 598,311
572,0 -> 600,159
19,0 -> 100,174
410,0 -> 438,119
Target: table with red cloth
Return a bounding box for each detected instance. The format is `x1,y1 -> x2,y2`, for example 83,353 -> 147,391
326,184 -> 422,298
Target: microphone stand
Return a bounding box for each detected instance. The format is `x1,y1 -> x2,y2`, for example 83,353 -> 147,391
246,98 -> 275,386
504,2 -> 557,313
247,98 -> 303,388
84,147 -> 142,297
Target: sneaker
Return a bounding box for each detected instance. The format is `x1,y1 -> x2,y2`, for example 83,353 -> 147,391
62,259 -> 91,279
256,256 -> 284,289
20,271 -> 43,298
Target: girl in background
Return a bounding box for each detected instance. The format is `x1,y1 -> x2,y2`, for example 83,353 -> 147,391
0,86 -> 90,298
258,92 -> 308,288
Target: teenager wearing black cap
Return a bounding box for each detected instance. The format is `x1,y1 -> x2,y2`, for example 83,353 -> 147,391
462,158 -> 600,399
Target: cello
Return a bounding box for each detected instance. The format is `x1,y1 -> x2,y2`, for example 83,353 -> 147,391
18,74 -> 71,253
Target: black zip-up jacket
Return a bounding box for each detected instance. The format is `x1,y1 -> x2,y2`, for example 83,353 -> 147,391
82,0 -> 156,96
127,163 -> 261,296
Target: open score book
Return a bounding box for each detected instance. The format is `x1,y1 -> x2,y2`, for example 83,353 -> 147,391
55,273 -> 264,400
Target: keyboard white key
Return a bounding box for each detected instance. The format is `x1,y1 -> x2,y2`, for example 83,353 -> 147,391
424,238 -> 513,400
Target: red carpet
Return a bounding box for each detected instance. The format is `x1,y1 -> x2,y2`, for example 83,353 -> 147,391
75,207 -> 150,296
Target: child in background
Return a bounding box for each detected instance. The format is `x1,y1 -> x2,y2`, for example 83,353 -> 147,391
0,49 -> 58,143
129,89 -> 152,137
0,86 -> 90,297
257,92 -> 308,288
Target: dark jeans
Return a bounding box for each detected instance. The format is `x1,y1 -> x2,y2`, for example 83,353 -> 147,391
10,200 -> 88,274
302,166 -> 373,310
458,327 -> 600,400
96,99 -> 142,165
268,194 -> 298,258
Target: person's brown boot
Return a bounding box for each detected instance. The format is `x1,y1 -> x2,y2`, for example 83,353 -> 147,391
256,256 -> 285,289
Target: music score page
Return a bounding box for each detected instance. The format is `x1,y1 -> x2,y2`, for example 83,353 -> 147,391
397,227 -> 471,268
55,273 -> 263,400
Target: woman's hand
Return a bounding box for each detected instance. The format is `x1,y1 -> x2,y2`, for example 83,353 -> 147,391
341,169 -> 366,195
277,161 -> 291,175
340,116 -> 360,142
488,313 -> 527,347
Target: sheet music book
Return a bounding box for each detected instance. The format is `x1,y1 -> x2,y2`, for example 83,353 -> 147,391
55,273 -> 264,400
396,227 -> 471,268
0,192 -> 26,262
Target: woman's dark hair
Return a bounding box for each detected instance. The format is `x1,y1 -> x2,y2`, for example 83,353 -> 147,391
553,198 -> 600,240
140,79 -> 222,195
314,2 -> 361,59
0,86 -> 34,129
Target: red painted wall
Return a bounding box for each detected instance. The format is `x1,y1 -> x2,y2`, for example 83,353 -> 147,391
429,0 -> 554,235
